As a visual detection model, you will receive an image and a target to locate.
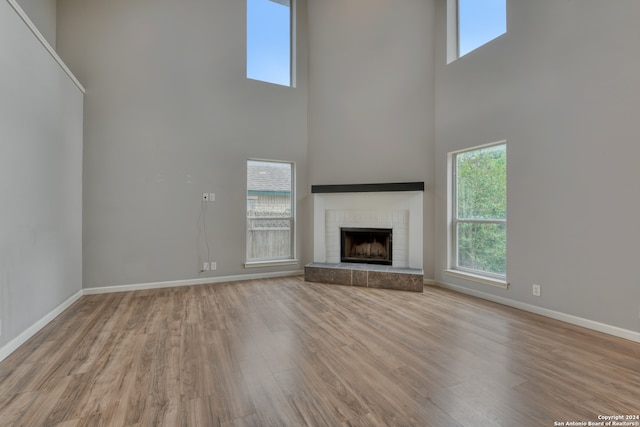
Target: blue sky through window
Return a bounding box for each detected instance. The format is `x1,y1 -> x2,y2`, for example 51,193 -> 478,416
247,0 -> 291,86
458,0 -> 506,57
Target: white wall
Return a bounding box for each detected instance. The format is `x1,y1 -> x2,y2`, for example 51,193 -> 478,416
0,0 -> 83,347
56,0 -> 309,288
307,0 -> 436,279
434,0 -> 640,332
16,0 -> 56,47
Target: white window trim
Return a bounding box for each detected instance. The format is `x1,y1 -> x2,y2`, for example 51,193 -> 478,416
245,159 -> 296,266
446,0 -> 458,64
445,269 -> 509,289
290,0 -> 297,88
244,259 -> 299,269
448,141 -> 507,286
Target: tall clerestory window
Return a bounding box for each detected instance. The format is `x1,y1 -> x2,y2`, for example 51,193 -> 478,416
449,142 -> 507,287
246,0 -> 293,87
450,0 -> 506,60
246,160 -> 296,266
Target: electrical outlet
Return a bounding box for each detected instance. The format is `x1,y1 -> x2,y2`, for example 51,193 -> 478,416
211,262 -> 216,271
202,262 -> 210,271
209,193 -> 215,201
202,193 -> 209,201
532,284 -> 541,297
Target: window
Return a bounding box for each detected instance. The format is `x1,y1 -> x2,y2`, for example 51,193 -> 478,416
450,143 -> 506,285
452,0 -> 506,59
246,0 -> 292,86
246,160 -> 295,266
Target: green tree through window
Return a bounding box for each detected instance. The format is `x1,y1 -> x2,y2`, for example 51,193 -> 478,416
454,143 -> 506,276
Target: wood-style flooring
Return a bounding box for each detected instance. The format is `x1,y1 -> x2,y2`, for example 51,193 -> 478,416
0,277 -> 639,426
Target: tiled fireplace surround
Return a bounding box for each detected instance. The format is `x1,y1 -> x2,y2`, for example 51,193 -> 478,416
305,183 -> 424,292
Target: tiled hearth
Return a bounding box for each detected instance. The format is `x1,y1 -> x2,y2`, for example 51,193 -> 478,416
304,262 -> 424,292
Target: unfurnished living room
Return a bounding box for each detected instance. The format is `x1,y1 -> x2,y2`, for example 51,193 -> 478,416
1,0 -> 640,425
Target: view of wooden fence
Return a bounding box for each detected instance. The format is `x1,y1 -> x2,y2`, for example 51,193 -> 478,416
247,218 -> 291,259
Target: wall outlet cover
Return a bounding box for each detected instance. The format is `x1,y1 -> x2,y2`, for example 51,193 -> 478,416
532,284 -> 541,297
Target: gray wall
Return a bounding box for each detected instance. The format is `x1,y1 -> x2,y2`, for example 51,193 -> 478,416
49,0 -> 640,335
307,0 -> 436,279
56,0 -> 309,288
434,0 -> 640,331
0,0 -> 83,347
16,0 -> 56,47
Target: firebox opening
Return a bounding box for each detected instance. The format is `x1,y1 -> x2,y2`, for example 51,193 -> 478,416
340,227 -> 392,265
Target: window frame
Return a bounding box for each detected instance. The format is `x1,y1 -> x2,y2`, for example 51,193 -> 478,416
244,158 -> 297,268
447,0 -> 507,63
447,141 -> 508,288
246,0 -> 295,87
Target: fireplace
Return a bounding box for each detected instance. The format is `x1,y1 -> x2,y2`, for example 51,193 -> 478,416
312,183 -> 424,269
341,227 -> 392,265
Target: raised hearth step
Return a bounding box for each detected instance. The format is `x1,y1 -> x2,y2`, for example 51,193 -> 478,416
304,262 -> 423,292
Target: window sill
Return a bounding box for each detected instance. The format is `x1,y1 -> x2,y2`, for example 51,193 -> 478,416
244,259 -> 299,269
444,269 -> 509,289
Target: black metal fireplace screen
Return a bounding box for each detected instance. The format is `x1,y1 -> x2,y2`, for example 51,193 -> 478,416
340,227 -> 392,265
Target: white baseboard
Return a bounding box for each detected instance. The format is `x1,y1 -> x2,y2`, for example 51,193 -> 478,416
10,273 -> 633,367
0,290 -> 83,363
435,280 -> 640,344
82,270 -> 305,295
0,270 -> 303,362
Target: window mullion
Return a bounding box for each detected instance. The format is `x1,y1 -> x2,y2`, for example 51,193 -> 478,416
456,218 -> 506,224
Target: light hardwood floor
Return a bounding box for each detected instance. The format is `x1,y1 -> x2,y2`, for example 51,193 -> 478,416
0,277 -> 639,426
